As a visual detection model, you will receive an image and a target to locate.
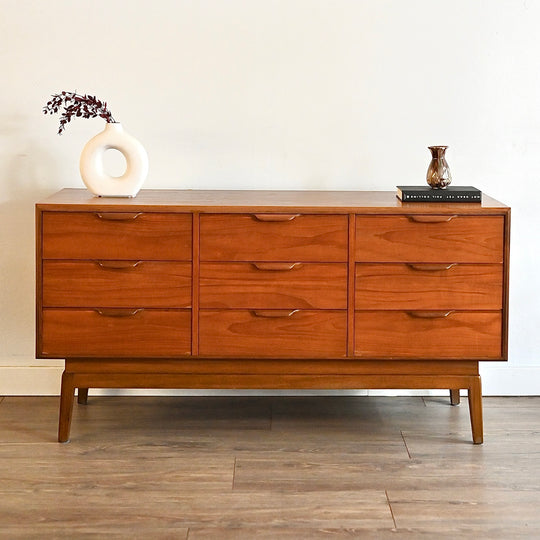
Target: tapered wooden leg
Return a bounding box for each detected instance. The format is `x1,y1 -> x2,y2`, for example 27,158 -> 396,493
468,376 -> 483,444
449,389 -> 461,406
77,388 -> 89,405
58,372 -> 76,443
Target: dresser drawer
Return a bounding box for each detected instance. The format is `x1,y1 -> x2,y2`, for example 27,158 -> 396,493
42,212 -> 192,260
199,310 -> 347,357
355,215 -> 504,263
355,310 -> 502,359
43,261 -> 192,308
200,214 -> 348,262
355,263 -> 503,310
41,309 -> 191,357
200,262 -> 347,309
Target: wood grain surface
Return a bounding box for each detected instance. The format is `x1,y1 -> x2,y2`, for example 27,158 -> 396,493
41,309 -> 192,357
42,211 -> 192,260
355,263 -> 503,310
200,214 -> 348,262
355,310 -> 502,359
0,395 -> 538,538
199,309 -> 347,357
43,260 -> 192,308
200,262 -> 347,309
355,215 -> 504,263
36,188 -> 510,213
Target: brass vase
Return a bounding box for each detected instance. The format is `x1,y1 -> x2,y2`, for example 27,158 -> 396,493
426,146 -> 452,189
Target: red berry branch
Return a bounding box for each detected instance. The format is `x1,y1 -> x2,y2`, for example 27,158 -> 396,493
43,91 -> 116,135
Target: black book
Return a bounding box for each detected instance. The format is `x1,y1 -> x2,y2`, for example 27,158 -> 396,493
396,185 -> 481,203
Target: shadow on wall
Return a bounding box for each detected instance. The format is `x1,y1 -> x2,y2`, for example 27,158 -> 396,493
0,115 -> 64,358
0,114 -> 64,202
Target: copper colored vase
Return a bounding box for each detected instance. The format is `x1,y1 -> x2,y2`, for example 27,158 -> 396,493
426,146 -> 452,189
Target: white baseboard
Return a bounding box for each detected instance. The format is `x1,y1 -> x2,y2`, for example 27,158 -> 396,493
0,363 -> 538,396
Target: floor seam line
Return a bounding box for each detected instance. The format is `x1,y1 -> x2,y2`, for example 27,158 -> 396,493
385,489 -> 398,530
400,430 -> 412,459
232,456 -> 237,491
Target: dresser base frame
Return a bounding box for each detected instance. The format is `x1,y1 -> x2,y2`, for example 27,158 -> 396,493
58,359 -> 482,444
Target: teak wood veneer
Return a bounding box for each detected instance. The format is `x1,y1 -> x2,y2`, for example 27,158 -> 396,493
35,189 -> 510,443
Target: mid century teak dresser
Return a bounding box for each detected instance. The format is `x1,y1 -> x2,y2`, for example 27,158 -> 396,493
35,189 -> 510,443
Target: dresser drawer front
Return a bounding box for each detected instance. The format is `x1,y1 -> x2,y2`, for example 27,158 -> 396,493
355,311 -> 502,359
42,212 -> 192,260
355,215 -> 504,263
43,261 -> 192,308
200,214 -> 348,262
356,263 -> 503,310
200,262 -> 347,309
199,310 -> 347,357
41,309 -> 191,357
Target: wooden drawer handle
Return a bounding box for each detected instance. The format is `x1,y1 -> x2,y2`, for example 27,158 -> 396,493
96,260 -> 142,270
252,214 -> 300,222
406,263 -> 456,272
406,310 -> 455,319
251,309 -> 299,318
95,308 -> 143,318
95,212 -> 143,221
407,215 -> 457,223
251,262 -> 303,271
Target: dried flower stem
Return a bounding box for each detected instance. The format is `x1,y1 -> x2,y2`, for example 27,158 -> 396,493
43,91 -> 116,134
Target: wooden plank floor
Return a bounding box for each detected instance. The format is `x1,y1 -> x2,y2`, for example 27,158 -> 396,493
0,395 -> 539,538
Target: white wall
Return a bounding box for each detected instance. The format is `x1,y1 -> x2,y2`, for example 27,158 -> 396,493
1,0 -> 538,395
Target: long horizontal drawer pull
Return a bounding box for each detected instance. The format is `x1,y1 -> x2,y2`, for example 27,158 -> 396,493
95,212 -> 143,221
251,309 -> 299,318
406,263 -> 457,272
96,260 -> 142,270
95,308 -> 143,318
251,262 -> 303,271
407,215 -> 457,223
406,310 -> 455,319
252,213 -> 300,222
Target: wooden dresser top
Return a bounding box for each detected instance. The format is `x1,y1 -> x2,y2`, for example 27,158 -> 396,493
37,188 -> 509,215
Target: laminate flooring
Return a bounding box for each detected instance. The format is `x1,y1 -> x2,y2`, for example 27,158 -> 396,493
0,394 -> 538,539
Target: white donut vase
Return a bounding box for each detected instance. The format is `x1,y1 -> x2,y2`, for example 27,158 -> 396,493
79,122 -> 148,197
